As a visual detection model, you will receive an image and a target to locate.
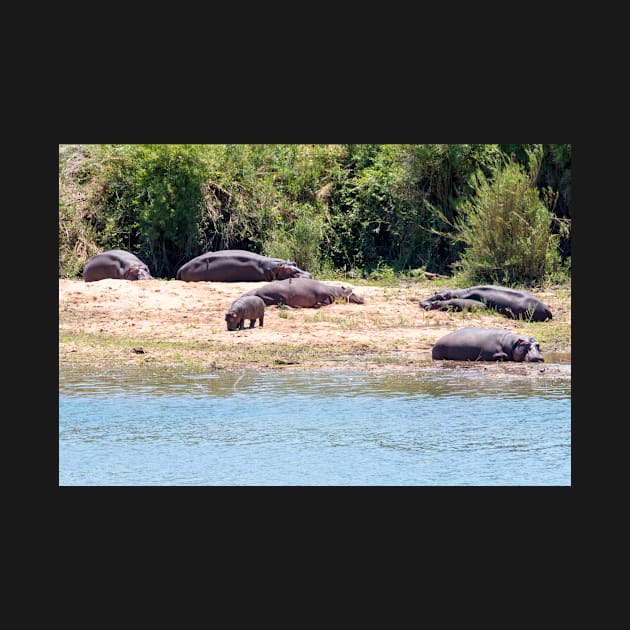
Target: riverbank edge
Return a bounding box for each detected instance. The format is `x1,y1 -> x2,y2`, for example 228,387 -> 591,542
59,278 -> 571,373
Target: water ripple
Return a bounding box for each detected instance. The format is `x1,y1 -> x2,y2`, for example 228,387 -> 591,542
59,366 -> 571,486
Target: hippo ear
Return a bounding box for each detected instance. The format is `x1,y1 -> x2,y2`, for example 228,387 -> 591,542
513,338 -> 528,348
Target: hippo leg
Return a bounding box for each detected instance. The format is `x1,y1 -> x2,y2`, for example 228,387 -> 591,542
491,351 -> 510,360
123,266 -> 140,280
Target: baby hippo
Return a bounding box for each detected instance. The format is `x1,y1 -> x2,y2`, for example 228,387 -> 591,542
426,298 -> 488,312
225,295 -> 265,331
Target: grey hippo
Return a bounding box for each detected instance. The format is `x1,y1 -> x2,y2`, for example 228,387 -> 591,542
242,277 -> 365,308
176,250 -> 311,282
424,298 -> 488,312
420,285 -> 552,321
83,250 -> 153,282
431,327 -> 544,362
225,295 -> 265,330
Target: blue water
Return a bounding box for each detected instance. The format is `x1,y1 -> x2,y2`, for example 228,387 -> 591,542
59,366 -> 571,486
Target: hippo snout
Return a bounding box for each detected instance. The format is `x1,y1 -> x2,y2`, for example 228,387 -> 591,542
512,337 -> 545,362
525,342 -> 544,362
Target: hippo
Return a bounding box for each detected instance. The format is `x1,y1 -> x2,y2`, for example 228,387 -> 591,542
242,277 -> 365,308
424,298 -> 488,312
225,295 -> 265,330
431,327 -> 544,362
176,250 -> 312,282
420,285 -> 552,321
82,250 -> 153,282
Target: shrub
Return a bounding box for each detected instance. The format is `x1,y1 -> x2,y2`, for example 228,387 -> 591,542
59,144 -> 571,281
262,203 -> 326,273
329,144 -> 504,275
59,145 -> 109,277
453,146 -> 567,285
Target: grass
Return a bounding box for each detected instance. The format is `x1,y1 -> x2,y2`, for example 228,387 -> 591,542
59,331 -> 364,370
303,312 -> 358,328
517,320 -> 570,352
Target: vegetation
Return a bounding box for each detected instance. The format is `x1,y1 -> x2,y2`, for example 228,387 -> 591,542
450,146 -> 570,285
59,143 -> 571,285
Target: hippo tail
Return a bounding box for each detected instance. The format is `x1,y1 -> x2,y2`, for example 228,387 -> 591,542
176,268 -> 182,280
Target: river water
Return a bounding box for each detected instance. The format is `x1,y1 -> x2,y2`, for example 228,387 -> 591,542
59,364 -> 571,486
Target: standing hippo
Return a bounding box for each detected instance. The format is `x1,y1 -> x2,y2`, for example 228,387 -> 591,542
176,250 -> 311,282
82,250 -> 153,282
431,327 -> 544,362
420,285 -> 552,321
242,278 -> 365,308
225,295 -> 265,330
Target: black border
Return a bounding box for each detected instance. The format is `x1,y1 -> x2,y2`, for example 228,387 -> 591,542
52,135 -> 579,554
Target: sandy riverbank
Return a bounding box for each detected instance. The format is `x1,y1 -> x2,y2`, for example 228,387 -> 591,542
59,278 -> 571,374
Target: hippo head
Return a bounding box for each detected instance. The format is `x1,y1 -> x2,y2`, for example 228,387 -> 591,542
124,265 -> 153,280
273,264 -> 298,281
512,337 -> 544,362
225,311 -> 240,331
523,300 -> 553,322
274,264 -> 312,280
420,290 -> 451,309
342,286 -> 365,304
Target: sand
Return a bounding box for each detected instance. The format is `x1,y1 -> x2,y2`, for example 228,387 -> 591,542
59,278 -> 570,374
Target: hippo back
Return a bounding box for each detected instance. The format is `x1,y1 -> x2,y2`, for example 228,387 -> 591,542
432,326 -> 544,362
421,285 -> 552,321
83,250 -> 152,282
176,250 -> 311,282
244,278 -> 364,307
460,286 -> 552,321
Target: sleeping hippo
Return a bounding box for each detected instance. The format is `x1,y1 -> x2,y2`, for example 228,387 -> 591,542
176,250 -> 311,282
424,298 -> 488,312
225,295 -> 265,330
82,250 -> 153,282
421,285 -> 552,321
242,277 -> 364,308
431,327 -> 544,362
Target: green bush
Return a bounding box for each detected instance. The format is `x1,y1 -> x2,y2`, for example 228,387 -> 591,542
327,144 -> 504,275
59,145 -> 110,277
453,146 -> 568,285
59,144 -> 209,278
106,144 -> 208,276
59,144 -> 571,282
263,203 -> 326,273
